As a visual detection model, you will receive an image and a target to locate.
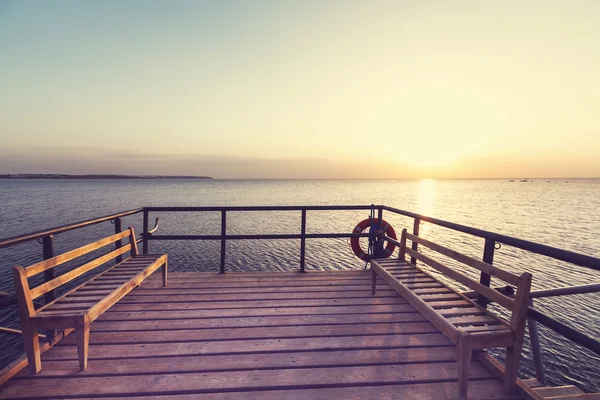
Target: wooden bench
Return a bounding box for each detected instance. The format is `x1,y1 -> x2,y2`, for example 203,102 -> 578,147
370,229 -> 532,399
12,227 -> 168,374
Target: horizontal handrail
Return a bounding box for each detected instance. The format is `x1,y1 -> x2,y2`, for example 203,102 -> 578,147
0,208 -> 144,249
527,307 -> 600,355
146,205 -> 376,212
0,327 -> 46,338
148,233 -> 369,241
529,283 -> 600,299
383,205 -> 600,272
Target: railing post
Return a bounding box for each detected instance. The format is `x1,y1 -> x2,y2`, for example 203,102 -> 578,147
477,238 -> 495,307
220,210 -> 226,274
300,209 -> 306,273
411,218 -> 420,265
374,206 -> 384,258
398,228 -> 407,260
41,234 -> 56,340
113,217 -> 123,263
41,235 -> 55,303
142,209 -> 149,254
528,299 -> 546,384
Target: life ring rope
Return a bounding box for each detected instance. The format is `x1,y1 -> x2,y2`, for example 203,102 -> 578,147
350,218 -> 397,262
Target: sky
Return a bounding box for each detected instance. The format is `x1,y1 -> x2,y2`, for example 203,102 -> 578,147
1,0 -> 599,179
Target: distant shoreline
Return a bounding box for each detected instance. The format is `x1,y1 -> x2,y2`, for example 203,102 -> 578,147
0,174 -> 213,180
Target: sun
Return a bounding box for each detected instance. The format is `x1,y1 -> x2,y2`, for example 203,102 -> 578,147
405,151 -> 458,169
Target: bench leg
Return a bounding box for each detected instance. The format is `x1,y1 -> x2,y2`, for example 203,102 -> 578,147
371,267 -> 376,295
457,334 -> 473,400
22,324 -> 42,374
503,343 -> 523,394
162,259 -> 168,287
77,320 -> 91,371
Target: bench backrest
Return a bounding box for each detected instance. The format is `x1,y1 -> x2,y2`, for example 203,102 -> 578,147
12,227 -> 139,318
399,229 -> 532,332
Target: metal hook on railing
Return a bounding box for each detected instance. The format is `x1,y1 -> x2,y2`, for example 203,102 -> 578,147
420,220 -> 425,226
495,242 -> 502,250
147,218 -> 160,235
37,237 -> 44,244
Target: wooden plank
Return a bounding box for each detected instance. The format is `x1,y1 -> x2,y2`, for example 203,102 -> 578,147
86,255 -> 167,321
403,282 -> 445,289
62,322 -> 441,345
42,303 -> 93,311
405,232 -> 521,285
420,293 -> 463,301
92,313 -> 431,331
50,291 -> 404,302
89,280 -> 380,289
34,262 -> 131,314
0,361 -> 495,398
412,287 -> 454,295
129,278 -> 378,287
438,308 -> 486,317
75,289 -> 402,300
106,297 -> 410,309
371,262 -> 459,343
405,248 -> 515,310
78,285 -> 400,294
468,331 -> 514,349
462,325 -> 511,333
128,227 -> 139,256
24,230 -> 131,277
46,333 -> 453,359
161,275 -> 374,282
395,277 -> 437,283
533,386 -> 584,397
391,273 -> 431,279
29,245 -> 132,301
170,271 -> 369,278
162,276 -> 370,283
19,346 -> 458,377
539,394 -> 600,400
57,296 -> 408,308
81,279 -> 135,286
48,301 -> 417,314
100,303 -> 419,318
11,266 -> 41,374
504,272 -> 532,393
95,271 -> 145,279
447,315 -> 504,327
428,300 -> 474,309
58,381 -> 521,400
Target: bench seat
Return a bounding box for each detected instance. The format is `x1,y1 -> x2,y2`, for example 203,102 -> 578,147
13,228 -> 168,374
371,229 -> 531,399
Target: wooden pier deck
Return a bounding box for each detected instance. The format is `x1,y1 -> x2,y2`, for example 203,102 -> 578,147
1,271 -> 520,399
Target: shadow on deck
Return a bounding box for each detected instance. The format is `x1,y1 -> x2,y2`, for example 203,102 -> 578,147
0,271 -> 520,399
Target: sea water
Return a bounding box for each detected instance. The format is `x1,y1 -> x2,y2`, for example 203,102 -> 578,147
0,179 -> 599,391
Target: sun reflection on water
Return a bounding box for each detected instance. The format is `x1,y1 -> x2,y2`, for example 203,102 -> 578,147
417,179 -> 436,234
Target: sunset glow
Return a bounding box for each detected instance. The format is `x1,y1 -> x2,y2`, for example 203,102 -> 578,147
1,1 -> 599,178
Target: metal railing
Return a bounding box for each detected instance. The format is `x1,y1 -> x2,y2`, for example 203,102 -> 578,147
143,205 -> 376,273
1,204 -> 599,387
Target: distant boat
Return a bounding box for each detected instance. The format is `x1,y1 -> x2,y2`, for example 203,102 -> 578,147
520,179 -> 528,182
508,180 -> 515,182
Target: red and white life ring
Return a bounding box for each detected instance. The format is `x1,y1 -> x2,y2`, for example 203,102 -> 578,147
350,218 -> 397,261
